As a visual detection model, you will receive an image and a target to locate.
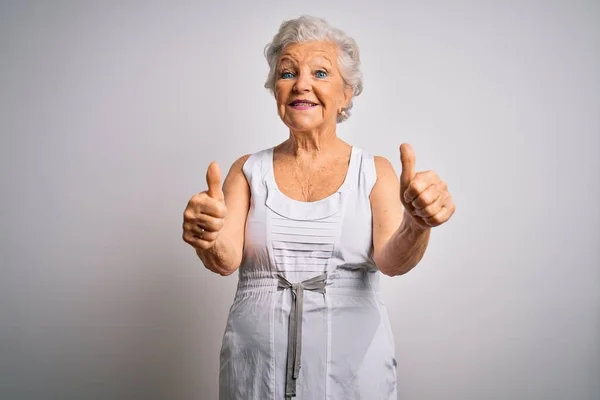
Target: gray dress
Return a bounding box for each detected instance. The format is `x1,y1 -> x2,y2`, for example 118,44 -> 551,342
219,147 -> 398,399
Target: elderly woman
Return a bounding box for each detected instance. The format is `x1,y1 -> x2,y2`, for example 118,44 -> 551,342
183,15 -> 455,400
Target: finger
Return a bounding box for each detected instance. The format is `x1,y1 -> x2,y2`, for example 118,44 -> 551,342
399,143 -> 416,191
189,224 -> 206,237
411,183 -> 442,209
183,222 -> 209,239
206,162 -> 224,201
188,222 -> 222,240
403,172 -> 437,203
183,209 -> 225,231
186,194 -> 227,219
193,213 -> 225,232
183,231 -> 204,247
192,228 -> 219,242
182,233 -> 216,251
413,191 -> 445,218
423,206 -> 452,227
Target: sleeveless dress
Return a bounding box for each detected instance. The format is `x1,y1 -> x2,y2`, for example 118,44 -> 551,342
219,146 -> 398,400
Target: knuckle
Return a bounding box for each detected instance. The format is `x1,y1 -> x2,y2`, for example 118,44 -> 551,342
419,170 -> 434,179
426,217 -> 439,227
183,209 -> 196,221
197,241 -> 210,250
194,193 -> 209,207
217,204 -> 228,218
427,192 -> 435,202
415,180 -> 427,192
189,193 -> 203,205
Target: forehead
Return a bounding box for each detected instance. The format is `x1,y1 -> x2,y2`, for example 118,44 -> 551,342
278,41 -> 339,66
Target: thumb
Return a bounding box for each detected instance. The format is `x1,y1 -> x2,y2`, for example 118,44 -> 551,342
206,162 -> 224,201
399,143 -> 416,190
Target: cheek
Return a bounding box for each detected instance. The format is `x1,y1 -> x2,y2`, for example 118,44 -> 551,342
274,87 -> 286,104
316,84 -> 342,108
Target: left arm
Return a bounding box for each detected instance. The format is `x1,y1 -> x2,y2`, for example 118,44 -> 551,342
370,144 -> 455,276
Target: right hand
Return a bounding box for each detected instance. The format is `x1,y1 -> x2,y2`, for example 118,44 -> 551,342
182,162 -> 227,251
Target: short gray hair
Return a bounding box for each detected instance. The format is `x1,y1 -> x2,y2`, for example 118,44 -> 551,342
263,15 -> 363,123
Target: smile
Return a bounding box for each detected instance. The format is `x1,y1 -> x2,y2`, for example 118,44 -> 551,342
288,100 -> 318,110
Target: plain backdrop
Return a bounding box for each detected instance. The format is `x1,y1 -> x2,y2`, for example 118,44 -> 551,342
1,1 -> 599,399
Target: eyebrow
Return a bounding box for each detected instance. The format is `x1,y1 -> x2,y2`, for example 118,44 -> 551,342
278,55 -> 334,69
311,57 -> 333,69
278,55 -> 297,63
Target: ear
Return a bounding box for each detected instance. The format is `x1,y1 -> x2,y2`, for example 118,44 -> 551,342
342,84 -> 354,109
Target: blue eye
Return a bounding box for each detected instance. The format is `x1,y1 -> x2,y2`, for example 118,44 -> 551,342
315,70 -> 328,78
280,71 -> 295,79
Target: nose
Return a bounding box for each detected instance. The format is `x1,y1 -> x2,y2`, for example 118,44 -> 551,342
293,71 -> 312,93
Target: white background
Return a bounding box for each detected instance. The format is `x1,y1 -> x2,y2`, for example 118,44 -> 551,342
1,1 -> 598,399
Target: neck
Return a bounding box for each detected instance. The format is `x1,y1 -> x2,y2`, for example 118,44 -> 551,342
286,124 -> 339,155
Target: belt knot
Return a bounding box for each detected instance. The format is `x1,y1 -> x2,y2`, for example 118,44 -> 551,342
276,273 -> 327,398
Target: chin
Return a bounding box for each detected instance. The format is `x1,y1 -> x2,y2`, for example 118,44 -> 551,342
283,117 -> 329,132
287,123 -> 320,132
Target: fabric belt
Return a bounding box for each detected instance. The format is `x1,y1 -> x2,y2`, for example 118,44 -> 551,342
277,272 -> 328,399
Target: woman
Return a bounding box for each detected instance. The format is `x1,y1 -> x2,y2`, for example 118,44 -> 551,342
183,15 -> 455,400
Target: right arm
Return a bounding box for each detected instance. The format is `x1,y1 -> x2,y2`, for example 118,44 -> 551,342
182,154 -> 251,276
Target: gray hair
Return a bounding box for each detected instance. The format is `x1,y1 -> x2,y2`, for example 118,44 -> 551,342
263,15 -> 363,123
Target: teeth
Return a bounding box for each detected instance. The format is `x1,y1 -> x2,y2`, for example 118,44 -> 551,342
293,103 -> 315,106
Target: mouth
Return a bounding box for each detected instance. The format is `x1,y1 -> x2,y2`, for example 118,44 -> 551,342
288,99 -> 318,108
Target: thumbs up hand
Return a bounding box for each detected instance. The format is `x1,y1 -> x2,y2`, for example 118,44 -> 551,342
182,162 -> 228,251
399,143 -> 455,229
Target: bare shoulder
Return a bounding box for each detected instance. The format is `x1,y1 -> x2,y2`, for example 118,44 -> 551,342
229,154 -> 252,174
223,154 -> 252,184
370,155 -> 400,199
221,154 -> 252,209
370,155 -> 404,257
373,155 -> 397,181
221,154 -> 252,227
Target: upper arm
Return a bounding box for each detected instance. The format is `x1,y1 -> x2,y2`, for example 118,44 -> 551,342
220,154 -> 251,262
370,156 -> 404,263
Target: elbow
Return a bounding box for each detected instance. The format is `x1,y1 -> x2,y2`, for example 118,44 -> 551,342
217,267 -> 238,277
197,248 -> 241,276
213,258 -> 242,276
375,256 -> 417,277
379,265 -> 414,277
379,267 -> 397,277
205,262 -> 239,277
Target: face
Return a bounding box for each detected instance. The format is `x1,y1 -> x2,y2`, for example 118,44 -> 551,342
274,41 -> 353,132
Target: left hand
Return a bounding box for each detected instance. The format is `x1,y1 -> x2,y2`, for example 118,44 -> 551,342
399,143 -> 455,229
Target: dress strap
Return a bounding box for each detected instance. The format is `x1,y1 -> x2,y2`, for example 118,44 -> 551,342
241,147 -> 275,196
356,148 -> 377,196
